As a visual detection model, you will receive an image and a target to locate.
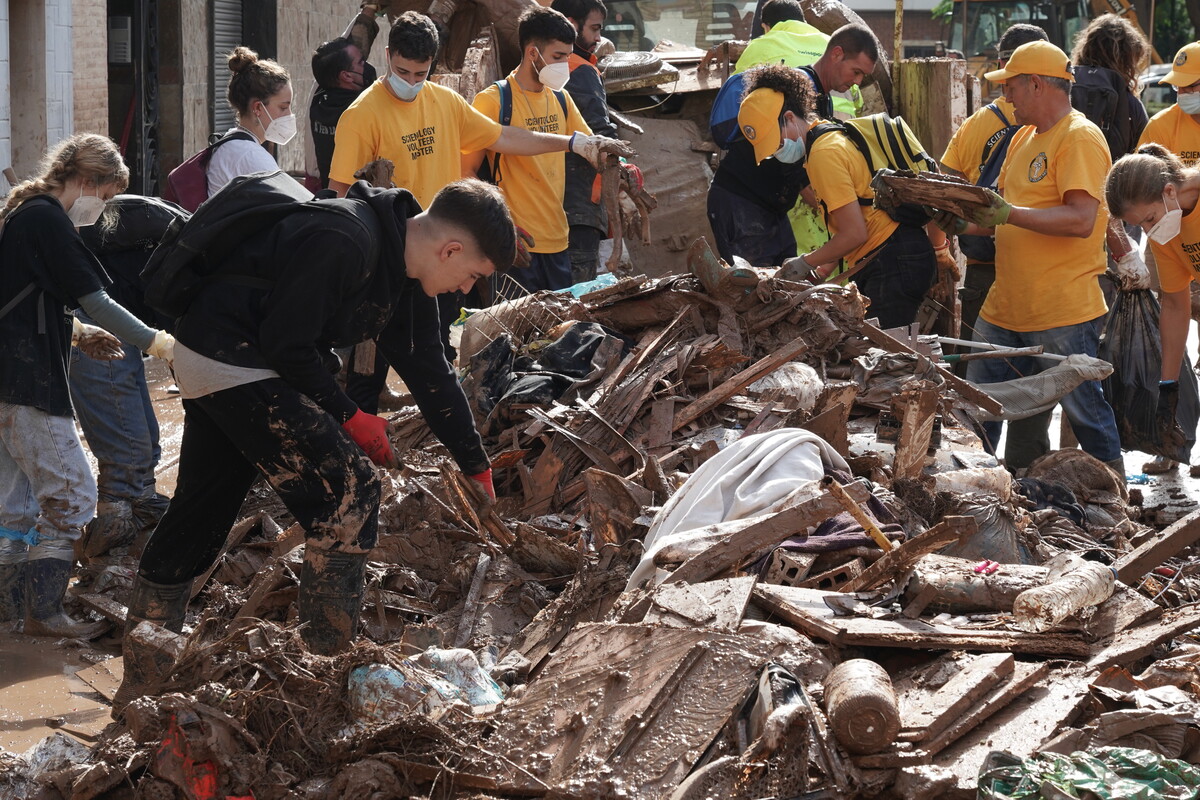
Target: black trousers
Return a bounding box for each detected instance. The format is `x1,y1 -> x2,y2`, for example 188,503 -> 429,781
138,378 -> 380,585
853,224 -> 936,330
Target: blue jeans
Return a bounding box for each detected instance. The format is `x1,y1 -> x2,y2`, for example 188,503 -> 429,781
967,316 -> 1121,464
68,315 -> 160,503
514,250 -> 573,293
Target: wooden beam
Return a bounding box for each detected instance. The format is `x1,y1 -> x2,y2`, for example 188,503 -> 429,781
860,323 -> 1003,416
672,335 -> 811,431
901,653 -> 1013,743
891,381 -> 939,481
1112,508 -> 1200,584
664,478 -> 872,585
1088,604 -> 1200,671
839,516 -> 977,593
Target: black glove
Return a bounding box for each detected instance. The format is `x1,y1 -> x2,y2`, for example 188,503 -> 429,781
1157,380 -> 1187,453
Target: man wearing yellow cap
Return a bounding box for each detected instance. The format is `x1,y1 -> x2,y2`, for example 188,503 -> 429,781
736,64 -> 939,328
940,41 -> 1122,472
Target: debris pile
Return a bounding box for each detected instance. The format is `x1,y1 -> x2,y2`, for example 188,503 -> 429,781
5,264 -> 1200,800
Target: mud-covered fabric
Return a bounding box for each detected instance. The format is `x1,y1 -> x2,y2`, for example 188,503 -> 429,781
0,401 -> 96,562
0,196 -> 108,416
137,379 -> 381,585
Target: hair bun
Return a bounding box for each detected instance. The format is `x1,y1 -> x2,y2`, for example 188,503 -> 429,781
1137,142 -> 1172,160
227,46 -> 260,74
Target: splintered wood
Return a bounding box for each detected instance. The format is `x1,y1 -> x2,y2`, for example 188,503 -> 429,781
872,169 -> 994,219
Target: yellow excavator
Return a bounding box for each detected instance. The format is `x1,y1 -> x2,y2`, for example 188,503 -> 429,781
948,0 -> 1162,95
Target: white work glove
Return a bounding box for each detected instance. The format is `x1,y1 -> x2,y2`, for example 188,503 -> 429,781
569,133 -> 637,170
146,330 -> 176,365
1114,250 -> 1151,291
71,318 -> 125,361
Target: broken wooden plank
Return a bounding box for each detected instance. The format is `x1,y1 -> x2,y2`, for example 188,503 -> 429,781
931,664 -> 1093,793
1112,508 -> 1200,585
490,623 -> 774,796
827,478 -> 894,552
860,323 -> 1003,416
857,660 -> 1049,768
1087,603 -> 1200,671
891,380 -> 939,481
77,592 -> 129,625
900,652 -> 1014,743
839,516 -> 977,593
664,478 -> 872,586
754,584 -> 1091,657
672,335 -> 811,431
75,658 -> 124,702
646,576 -> 756,632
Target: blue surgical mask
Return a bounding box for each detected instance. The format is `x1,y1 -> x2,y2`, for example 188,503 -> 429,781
388,72 -> 424,101
1179,91 -> 1200,116
774,135 -> 807,164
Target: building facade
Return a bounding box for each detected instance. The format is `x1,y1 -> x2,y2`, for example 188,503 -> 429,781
1,0 -> 379,196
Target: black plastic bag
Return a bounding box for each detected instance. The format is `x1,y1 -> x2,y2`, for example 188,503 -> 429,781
1098,289 -> 1198,462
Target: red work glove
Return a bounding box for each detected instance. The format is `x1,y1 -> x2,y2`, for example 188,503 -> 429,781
622,162 -> 644,192
468,468 -> 496,500
342,409 -> 397,468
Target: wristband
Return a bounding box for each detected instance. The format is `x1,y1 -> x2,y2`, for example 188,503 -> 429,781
934,241 -> 951,251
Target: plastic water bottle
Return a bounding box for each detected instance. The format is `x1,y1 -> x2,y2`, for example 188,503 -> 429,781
1011,556 -> 1115,633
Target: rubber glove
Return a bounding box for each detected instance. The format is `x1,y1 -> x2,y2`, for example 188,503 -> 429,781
965,188 -> 1012,228
514,225 -> 535,269
1114,250 -> 1151,291
468,468 -> 496,500
930,209 -> 968,236
779,254 -> 822,284
343,409 -> 397,468
72,318 -> 125,360
146,331 -> 176,365
569,133 -> 637,170
933,241 -> 961,283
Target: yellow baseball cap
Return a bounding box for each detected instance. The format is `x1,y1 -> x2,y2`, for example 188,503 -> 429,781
983,40 -> 1073,83
738,88 -> 785,165
1163,42 -> 1200,87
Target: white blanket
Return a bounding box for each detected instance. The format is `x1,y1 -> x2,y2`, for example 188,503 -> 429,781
627,428 -> 850,590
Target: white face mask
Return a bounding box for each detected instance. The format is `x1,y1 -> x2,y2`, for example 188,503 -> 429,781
1179,91 -> 1200,116
536,52 -> 571,92
258,104 -> 297,146
774,133 -> 807,164
67,189 -> 106,228
388,72 -> 424,101
1148,190 -> 1183,245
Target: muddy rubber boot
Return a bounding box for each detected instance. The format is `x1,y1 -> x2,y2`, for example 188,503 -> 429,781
80,500 -> 138,560
112,576 -> 190,711
1105,456 -> 1127,481
0,562 -> 24,623
22,557 -> 108,639
298,549 -> 368,656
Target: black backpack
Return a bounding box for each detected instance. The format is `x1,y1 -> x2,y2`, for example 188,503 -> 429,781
477,79 -> 569,184
1070,65 -> 1134,163
141,170 -> 378,319
958,104 -> 1021,262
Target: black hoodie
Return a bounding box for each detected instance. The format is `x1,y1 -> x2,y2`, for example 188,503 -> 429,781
310,63 -> 377,189
174,183 -> 489,474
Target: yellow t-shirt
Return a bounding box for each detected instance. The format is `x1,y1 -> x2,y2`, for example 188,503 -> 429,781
983,111 -> 1110,332
805,122 -> 899,266
330,80 -> 502,207
1138,104 -> 1200,166
941,97 -> 1018,183
472,75 -> 590,254
1151,202 -> 1200,292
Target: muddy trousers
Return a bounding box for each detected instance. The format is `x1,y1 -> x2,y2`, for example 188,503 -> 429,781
138,378 -> 381,585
